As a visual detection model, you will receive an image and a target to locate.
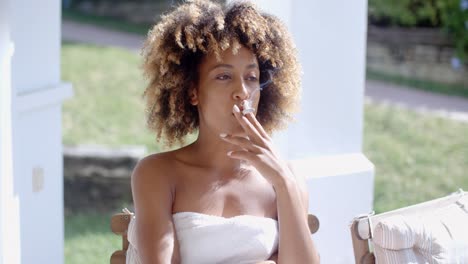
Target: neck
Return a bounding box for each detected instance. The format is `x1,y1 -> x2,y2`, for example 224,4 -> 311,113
188,129 -> 248,173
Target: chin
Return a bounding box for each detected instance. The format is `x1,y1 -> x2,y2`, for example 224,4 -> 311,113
224,124 -> 245,137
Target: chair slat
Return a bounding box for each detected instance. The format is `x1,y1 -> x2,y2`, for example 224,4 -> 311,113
110,250 -> 126,264
350,220 -> 371,264
111,213 -> 132,235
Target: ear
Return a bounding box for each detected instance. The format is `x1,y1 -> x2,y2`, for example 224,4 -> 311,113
188,86 -> 199,106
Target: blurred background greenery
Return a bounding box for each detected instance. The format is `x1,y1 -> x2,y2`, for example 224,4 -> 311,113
369,0 -> 468,61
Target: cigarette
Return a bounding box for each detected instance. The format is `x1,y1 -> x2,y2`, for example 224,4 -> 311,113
242,107 -> 255,115
242,100 -> 255,115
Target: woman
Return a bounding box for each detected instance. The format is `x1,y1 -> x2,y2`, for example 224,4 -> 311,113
127,0 -> 320,263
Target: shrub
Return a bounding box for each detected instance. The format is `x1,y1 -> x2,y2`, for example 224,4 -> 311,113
369,0 -> 468,62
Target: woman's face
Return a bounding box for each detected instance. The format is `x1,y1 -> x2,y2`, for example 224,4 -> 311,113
193,46 -> 261,136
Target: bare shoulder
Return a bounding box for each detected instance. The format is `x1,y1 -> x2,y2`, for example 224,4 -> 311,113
130,151 -> 181,211
131,147 -> 194,203
131,144 -> 196,195
131,151 -> 178,186
134,151 -> 175,173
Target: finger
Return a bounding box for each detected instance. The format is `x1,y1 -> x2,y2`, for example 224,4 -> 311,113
244,112 -> 270,140
220,134 -> 262,153
233,105 -> 263,143
227,149 -> 257,161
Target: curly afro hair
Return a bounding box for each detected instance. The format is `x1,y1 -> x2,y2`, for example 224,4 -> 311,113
141,0 -> 301,147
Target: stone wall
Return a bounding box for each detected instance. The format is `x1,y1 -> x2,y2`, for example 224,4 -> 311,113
367,26 -> 467,87
63,145 -> 145,212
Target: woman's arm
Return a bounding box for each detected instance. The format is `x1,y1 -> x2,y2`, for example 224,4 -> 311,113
221,105 -> 320,263
131,155 -> 181,264
273,168 -> 319,263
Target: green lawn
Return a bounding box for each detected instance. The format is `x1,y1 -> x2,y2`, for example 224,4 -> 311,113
62,43 -> 162,153
364,102 -> 468,213
61,42 -> 196,153
65,212 -> 120,264
62,42 -> 468,263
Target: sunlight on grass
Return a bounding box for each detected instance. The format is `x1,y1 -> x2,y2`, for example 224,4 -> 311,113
65,212 -> 121,264
62,42 -> 196,153
364,103 -> 468,213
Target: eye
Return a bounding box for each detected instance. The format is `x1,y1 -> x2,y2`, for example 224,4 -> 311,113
216,73 -> 231,80
246,75 -> 258,82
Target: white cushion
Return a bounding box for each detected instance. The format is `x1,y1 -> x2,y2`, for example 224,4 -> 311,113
373,244 -> 426,264
372,197 -> 468,263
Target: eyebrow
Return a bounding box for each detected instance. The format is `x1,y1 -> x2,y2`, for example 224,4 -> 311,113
209,63 -> 258,72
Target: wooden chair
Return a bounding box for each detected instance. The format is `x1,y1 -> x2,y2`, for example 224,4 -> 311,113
110,208 -> 134,264
350,189 -> 467,264
110,210 -> 320,264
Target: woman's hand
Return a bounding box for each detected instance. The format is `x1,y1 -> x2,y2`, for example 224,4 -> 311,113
223,104 -> 320,264
220,104 -> 293,187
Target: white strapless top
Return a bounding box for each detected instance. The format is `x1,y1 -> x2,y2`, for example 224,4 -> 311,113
126,212 -> 279,264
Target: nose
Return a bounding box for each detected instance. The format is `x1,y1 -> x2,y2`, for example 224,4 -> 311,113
232,80 -> 249,101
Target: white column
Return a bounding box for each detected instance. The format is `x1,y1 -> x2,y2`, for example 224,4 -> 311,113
1,1 -> 21,263
239,1 -> 374,262
1,0 -> 73,263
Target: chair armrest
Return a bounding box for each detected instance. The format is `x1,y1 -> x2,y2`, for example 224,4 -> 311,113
308,214 -> 319,234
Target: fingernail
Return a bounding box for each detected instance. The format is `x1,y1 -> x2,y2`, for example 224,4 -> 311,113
233,104 -> 240,113
219,133 -> 227,138
227,151 -> 233,156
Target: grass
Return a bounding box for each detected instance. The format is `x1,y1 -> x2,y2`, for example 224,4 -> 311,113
367,69 -> 468,99
61,42 -> 196,153
62,42 -> 468,263
363,103 -> 468,213
65,211 -> 121,264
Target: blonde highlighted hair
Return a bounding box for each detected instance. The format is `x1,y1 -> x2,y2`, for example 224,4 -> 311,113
142,0 -> 301,146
